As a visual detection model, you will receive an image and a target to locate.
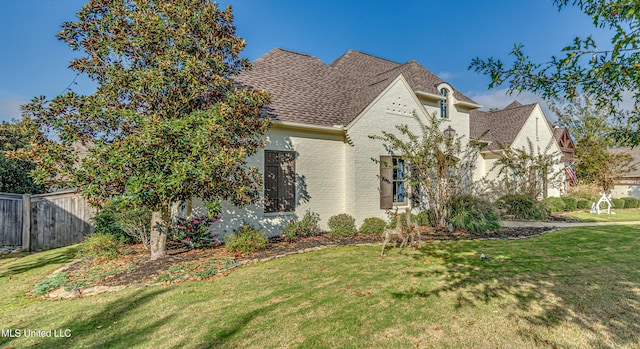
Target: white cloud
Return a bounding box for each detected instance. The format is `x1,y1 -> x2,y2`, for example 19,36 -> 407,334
0,96 -> 28,123
466,88 -> 558,123
437,71 -> 455,81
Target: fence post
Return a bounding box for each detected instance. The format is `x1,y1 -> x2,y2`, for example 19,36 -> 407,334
22,194 -> 31,252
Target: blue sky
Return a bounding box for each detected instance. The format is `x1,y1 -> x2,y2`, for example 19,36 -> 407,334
0,0 -> 612,123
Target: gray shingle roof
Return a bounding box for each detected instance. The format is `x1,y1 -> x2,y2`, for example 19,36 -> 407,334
610,147 -> 640,178
235,48 -> 478,127
470,101 -> 537,151
235,49 -> 350,126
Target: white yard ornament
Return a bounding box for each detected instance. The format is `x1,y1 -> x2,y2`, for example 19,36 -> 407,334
591,193 -> 615,214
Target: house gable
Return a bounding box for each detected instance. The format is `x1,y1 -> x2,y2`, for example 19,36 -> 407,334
341,72 -> 477,224
343,75 -> 430,224
345,75 -> 429,130
553,127 -> 575,162
510,104 -> 561,156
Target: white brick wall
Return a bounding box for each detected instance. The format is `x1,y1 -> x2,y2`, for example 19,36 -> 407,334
346,76 -> 475,226
192,125 -> 347,237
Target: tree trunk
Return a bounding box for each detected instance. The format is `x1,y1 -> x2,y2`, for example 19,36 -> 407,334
150,208 -> 169,260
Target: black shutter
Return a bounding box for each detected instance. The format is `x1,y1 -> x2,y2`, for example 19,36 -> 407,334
264,151 -> 296,213
264,151 -> 278,213
281,152 -> 296,212
380,155 -> 393,209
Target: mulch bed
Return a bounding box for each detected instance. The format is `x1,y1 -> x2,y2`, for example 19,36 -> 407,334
62,225 -> 556,289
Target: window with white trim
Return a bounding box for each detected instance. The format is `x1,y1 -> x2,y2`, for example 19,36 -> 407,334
380,156 -> 407,208
440,88 -> 449,119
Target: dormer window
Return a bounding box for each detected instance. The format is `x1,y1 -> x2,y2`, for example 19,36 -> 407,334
440,88 -> 449,119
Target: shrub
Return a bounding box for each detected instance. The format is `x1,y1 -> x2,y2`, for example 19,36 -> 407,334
225,224 -> 267,255
281,210 -> 321,242
413,210 -> 431,226
93,200 -> 153,246
33,272 -> 69,296
388,210 -> 430,228
78,233 -> 120,261
115,204 -> 152,248
576,199 -> 591,209
542,197 -> 566,214
359,217 -> 387,235
387,213 -> 407,229
172,214 -> 221,249
567,184 -> 600,201
560,197 -> 578,211
622,197 -> 640,208
92,201 -> 130,243
611,198 -> 626,209
327,214 -> 357,237
495,194 -> 546,220
449,196 -> 501,233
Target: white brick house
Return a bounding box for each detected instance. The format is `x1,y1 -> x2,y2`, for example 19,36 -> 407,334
197,49 -> 565,235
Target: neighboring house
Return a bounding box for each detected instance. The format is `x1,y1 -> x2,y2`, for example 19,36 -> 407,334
553,126 -> 576,163
610,147 -> 640,198
553,126 -> 577,191
196,49 -> 565,235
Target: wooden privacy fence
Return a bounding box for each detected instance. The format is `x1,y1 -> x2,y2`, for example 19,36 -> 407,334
0,190 -> 95,252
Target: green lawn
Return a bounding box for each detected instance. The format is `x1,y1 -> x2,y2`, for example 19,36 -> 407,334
1,226 -> 640,348
567,208 -> 640,222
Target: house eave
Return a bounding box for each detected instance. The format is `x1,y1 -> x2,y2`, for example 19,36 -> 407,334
415,90 -> 481,110
271,120 -> 346,134
454,100 -> 482,110
469,139 -> 491,147
480,146 -> 506,155
415,90 -> 445,101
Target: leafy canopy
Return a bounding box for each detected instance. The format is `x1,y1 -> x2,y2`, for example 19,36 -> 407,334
470,0 -> 640,143
14,0 -> 270,214
0,119 -> 47,194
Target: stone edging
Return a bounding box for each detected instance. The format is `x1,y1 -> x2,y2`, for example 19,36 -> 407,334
0,246 -> 23,255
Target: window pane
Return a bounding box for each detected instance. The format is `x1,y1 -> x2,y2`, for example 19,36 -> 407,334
397,159 -> 405,180
440,88 -> 448,119
392,157 -> 406,203
397,182 -> 405,203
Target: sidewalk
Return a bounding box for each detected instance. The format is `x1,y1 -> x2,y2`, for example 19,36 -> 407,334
501,220 -> 640,228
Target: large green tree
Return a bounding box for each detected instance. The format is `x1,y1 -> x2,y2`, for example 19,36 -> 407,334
470,0 -> 640,144
551,98 -> 635,192
12,0 -> 270,260
0,119 -> 46,194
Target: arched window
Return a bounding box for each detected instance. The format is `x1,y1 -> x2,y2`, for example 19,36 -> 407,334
440,88 -> 448,119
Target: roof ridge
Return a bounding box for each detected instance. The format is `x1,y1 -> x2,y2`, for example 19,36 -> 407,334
373,60 -> 419,78
479,102 -> 537,115
347,49 -> 400,64
330,49 -> 402,68
503,100 -> 537,110
273,48 -> 327,64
